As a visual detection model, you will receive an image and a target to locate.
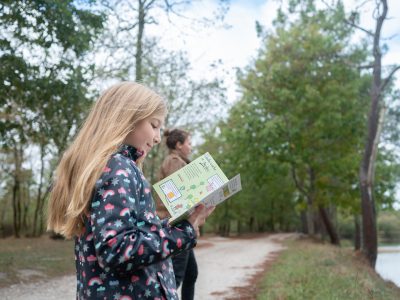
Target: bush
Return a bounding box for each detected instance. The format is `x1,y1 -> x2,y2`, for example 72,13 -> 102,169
338,215 -> 355,240
378,211 -> 400,244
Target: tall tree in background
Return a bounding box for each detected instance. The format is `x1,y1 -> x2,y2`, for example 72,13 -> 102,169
0,0 -> 104,237
347,0 -> 400,268
96,0 -> 228,182
96,0 -> 228,82
243,0 -> 369,245
200,101 -> 298,236
140,41 -> 226,182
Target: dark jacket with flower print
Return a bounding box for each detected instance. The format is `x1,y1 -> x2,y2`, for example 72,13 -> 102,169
75,145 -> 197,300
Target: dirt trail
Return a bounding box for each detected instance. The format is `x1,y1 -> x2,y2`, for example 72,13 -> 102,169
0,233 -> 295,300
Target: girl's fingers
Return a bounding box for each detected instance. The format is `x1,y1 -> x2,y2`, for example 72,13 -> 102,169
187,204 -> 215,232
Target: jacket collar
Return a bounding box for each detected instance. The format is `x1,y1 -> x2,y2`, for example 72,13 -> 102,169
170,149 -> 191,164
119,144 -> 144,162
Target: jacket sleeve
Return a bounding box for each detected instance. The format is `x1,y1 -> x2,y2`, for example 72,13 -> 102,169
90,155 -> 197,275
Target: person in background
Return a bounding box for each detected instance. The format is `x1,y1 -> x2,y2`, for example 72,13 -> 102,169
156,128 -> 198,300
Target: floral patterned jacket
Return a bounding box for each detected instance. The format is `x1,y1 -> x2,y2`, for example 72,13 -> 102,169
75,145 -> 197,300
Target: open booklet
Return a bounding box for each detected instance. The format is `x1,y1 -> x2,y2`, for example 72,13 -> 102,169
153,152 -> 242,225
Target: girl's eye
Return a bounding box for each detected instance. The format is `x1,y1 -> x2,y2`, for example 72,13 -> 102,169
151,123 -> 157,129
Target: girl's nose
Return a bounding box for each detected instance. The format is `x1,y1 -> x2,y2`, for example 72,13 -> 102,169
154,132 -> 161,144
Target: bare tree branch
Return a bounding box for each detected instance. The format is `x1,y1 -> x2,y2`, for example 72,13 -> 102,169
320,0 -> 374,36
346,20 -> 374,37
381,65 -> 400,91
355,0 -> 370,11
358,64 -> 375,70
144,0 -> 157,12
119,22 -> 139,32
382,33 -> 399,41
372,0 -> 387,57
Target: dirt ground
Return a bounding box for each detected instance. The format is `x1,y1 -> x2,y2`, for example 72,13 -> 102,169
0,233 -> 295,300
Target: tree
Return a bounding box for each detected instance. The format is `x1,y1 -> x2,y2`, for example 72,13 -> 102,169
201,0 -> 377,242
95,0 -> 228,82
0,0 -> 104,236
140,42 -> 226,183
345,0 -> 400,268
200,98 -> 299,236
242,0 -> 371,245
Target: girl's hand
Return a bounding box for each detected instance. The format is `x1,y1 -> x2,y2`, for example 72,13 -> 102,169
187,204 -> 215,237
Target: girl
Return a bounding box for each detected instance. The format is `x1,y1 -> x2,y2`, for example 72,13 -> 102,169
156,129 -> 197,300
47,82 -> 213,300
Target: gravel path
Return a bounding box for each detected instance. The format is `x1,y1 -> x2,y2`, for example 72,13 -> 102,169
0,233 -> 294,300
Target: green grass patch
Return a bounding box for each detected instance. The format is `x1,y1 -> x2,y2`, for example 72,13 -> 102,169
0,235 -> 75,287
257,238 -> 400,300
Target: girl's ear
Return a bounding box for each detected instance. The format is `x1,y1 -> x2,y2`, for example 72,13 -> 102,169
176,141 -> 183,149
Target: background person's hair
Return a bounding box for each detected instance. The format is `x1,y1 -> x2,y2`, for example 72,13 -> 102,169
47,81 -> 167,238
164,128 -> 190,150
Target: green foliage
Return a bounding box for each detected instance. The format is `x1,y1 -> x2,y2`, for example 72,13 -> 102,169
0,0 -> 104,236
378,210 -> 400,244
140,40 -> 226,131
140,42 -> 227,183
246,4 -> 369,213
199,108 -> 299,234
374,151 -> 400,209
0,0 -> 104,151
337,214 -> 355,240
337,210 -> 400,244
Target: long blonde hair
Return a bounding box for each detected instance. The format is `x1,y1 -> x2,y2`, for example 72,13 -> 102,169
47,82 -> 167,238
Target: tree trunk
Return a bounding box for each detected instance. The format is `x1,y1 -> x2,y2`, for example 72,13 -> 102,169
38,186 -> 51,235
307,168 -> 316,236
12,178 -> 20,238
354,214 -> 361,251
278,205 -> 285,232
33,143 -> 45,236
12,144 -> 22,238
0,196 -> 8,237
219,222 -> 230,237
249,216 -> 255,232
135,0 -> 145,82
269,199 -> 275,231
318,206 -> 340,245
291,164 -> 315,236
360,181 -> 378,266
300,210 -> 308,234
22,185 -> 30,232
359,0 -> 389,269
237,220 -> 242,235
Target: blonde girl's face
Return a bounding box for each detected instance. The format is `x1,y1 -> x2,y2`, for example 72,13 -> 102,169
124,115 -> 165,157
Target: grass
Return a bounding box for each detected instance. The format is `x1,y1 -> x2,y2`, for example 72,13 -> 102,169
0,235 -> 75,287
257,238 -> 400,300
